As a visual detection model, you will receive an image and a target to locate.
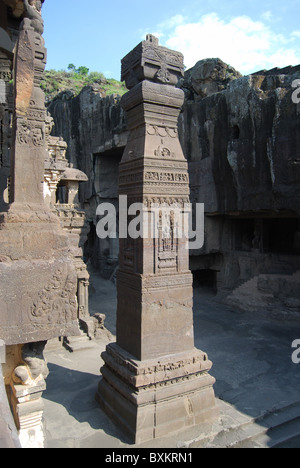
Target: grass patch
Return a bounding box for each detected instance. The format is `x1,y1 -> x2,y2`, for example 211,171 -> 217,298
41,67 -> 127,101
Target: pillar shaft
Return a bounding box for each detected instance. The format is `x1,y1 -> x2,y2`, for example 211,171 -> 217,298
97,36 -> 218,444
11,8 -> 47,206
116,80 -> 193,361
0,0 -> 80,346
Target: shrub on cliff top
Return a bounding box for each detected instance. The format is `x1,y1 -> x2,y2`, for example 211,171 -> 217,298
41,66 -> 126,101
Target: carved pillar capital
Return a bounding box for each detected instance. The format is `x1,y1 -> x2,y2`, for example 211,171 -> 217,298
121,35 -> 184,89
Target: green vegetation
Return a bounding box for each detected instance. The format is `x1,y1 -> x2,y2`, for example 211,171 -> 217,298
40,65 -> 127,101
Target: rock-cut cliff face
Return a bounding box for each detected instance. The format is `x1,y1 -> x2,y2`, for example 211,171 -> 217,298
179,64 -> 300,217
48,87 -> 128,219
48,60 -> 300,218
47,59 -> 300,297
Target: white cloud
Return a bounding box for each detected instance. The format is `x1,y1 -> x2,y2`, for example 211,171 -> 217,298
158,14 -> 186,31
261,11 -> 273,22
157,13 -> 300,74
139,15 -> 186,42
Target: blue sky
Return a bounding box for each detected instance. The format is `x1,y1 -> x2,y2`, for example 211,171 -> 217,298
43,0 -> 300,79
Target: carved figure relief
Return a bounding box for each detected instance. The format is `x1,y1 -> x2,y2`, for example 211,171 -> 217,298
157,210 -> 178,270
156,66 -> 171,84
144,171 -> 188,184
16,120 -> 45,147
22,0 -> 45,34
154,146 -> 172,158
30,267 -> 78,325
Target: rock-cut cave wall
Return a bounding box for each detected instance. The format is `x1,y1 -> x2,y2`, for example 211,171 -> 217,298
47,60 -> 300,301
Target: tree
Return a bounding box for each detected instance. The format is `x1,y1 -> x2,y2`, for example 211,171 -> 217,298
67,63 -> 76,72
76,66 -> 89,76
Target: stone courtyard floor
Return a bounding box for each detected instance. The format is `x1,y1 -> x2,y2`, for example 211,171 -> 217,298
43,269 -> 300,448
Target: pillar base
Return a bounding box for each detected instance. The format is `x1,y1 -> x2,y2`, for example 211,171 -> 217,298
10,379 -> 46,448
96,343 -> 218,444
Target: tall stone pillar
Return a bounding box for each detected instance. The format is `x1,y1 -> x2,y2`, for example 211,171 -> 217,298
10,0 -> 46,206
0,0 -> 80,447
96,35 -> 218,444
0,0 -> 79,345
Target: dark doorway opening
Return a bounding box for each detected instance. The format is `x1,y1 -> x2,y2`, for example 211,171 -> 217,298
193,269 -> 217,293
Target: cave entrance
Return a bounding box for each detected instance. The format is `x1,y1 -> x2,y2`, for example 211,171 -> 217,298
193,269 -> 217,293
264,218 -> 300,255
86,147 -> 124,278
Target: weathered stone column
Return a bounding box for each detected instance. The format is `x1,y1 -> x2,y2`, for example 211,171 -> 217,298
0,0 -> 79,344
96,35 -> 218,444
0,0 -> 80,447
10,0 -> 47,206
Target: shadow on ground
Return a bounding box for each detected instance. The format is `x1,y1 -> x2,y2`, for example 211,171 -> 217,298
44,361 -> 131,448
43,272 -> 300,448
